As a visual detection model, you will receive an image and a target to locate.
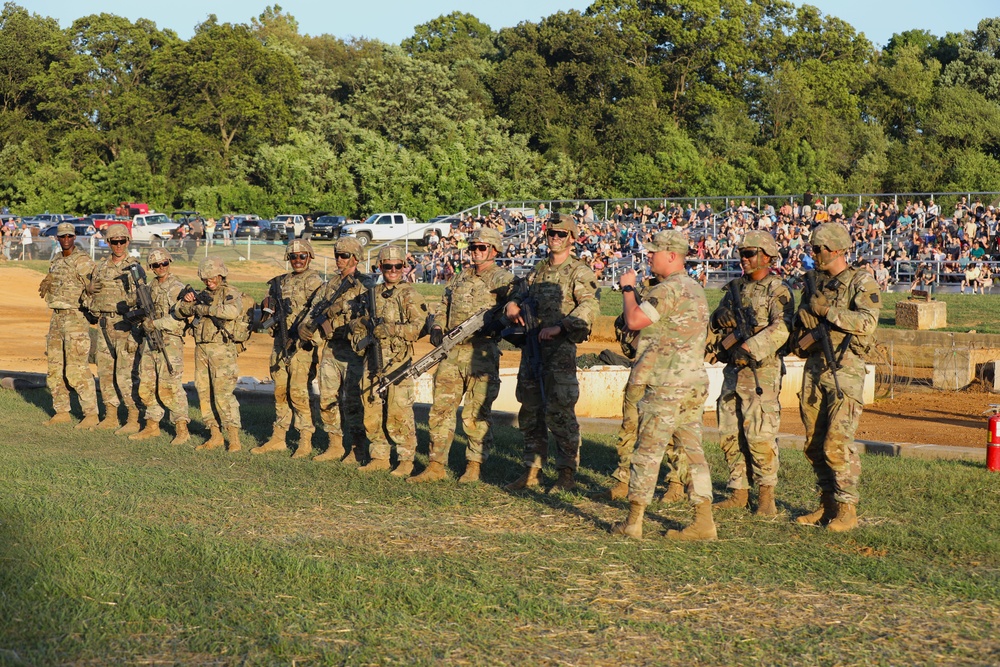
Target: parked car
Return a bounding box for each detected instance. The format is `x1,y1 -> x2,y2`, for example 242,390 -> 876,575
312,215 -> 347,239
234,218 -> 271,239
40,223 -> 102,254
171,210 -> 202,225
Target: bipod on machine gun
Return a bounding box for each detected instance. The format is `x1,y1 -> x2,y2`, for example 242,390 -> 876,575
798,272 -> 848,399
720,280 -> 763,396
125,264 -> 174,375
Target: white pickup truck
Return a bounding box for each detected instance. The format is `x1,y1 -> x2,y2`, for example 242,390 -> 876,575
130,213 -> 178,244
341,213 -> 454,247
274,214 -> 306,239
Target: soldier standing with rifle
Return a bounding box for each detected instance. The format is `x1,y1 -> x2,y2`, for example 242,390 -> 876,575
251,239 -> 325,458
82,223 -> 143,434
351,245 -> 429,475
793,222 -> 880,532
129,248 -> 191,444
297,237 -> 371,464
710,231 -> 794,515
504,214 -> 599,492
408,227 -> 514,484
39,222 -> 99,428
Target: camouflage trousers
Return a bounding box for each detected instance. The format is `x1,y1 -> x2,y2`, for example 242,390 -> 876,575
629,382 -> 711,507
427,342 -> 500,465
318,341 -> 365,444
717,363 -> 781,490
612,381 -> 689,486
137,335 -> 188,424
516,342 -> 580,472
94,313 -> 140,412
800,355 -> 865,505
194,341 -> 241,430
363,376 -> 417,463
271,345 -> 318,434
46,309 -> 98,416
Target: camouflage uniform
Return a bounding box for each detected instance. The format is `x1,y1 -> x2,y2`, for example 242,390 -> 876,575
512,251 -> 599,474
427,262 -> 514,467
137,264 -> 188,427
713,273 -> 794,493
43,244 -> 98,419
628,271 -> 711,507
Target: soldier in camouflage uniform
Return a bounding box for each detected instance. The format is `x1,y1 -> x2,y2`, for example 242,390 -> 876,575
251,239 -> 325,458
409,227 -> 514,484
611,230 -> 716,541
130,248 -> 191,444
40,222 -> 99,428
710,231 -> 795,515
793,222 -> 880,532
298,236 -> 372,464
351,245 -> 429,476
175,257 -> 245,452
504,214 -> 600,492
82,223 -> 143,434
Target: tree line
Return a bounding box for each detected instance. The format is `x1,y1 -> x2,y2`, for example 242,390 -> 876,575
1,1 -> 999,220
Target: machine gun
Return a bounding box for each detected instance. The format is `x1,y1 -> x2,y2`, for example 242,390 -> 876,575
719,280 -> 763,396
369,302 -> 506,398
798,272 -> 847,399
500,282 -> 545,405
125,264 -> 174,375
360,283 -> 385,402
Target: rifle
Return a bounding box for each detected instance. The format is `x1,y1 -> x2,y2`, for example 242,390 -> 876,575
361,283 -> 385,402
259,277 -> 292,363
798,272 -> 846,399
308,272 -> 358,340
124,264 -> 174,375
719,280 -> 763,396
178,284 -> 231,343
369,302 -> 505,398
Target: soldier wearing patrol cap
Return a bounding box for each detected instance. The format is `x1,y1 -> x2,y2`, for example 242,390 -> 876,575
792,222 -> 880,532
40,222 -> 99,427
409,225 -> 515,484
710,230 -> 795,515
504,212 -> 600,493
131,248 -> 190,444
81,223 -> 144,434
251,239 -> 325,458
298,235 -> 373,464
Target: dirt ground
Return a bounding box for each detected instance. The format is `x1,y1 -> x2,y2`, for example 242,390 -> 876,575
2,265 -> 990,449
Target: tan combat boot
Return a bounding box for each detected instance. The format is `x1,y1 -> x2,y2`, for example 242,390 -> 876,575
796,491 -> 837,526
251,427 -> 288,455
290,431 -> 313,459
226,426 -> 242,452
504,466 -> 540,491
458,461 -> 481,484
590,480 -> 629,501
390,460 -> 414,477
659,481 -> 687,504
313,435 -> 346,462
755,485 -> 777,516
196,425 -> 225,451
95,411 -> 120,430
611,500 -> 646,539
115,408 -> 141,436
359,458 -> 391,472
128,422 -> 161,441
550,468 -> 576,492
75,413 -> 100,430
666,501 -> 717,541
45,412 -> 72,426
407,461 -> 447,484
341,446 -> 364,466
714,488 -> 749,510
170,420 -> 190,445
827,502 -> 858,533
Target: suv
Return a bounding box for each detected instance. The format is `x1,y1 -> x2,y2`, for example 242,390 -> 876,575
312,215 -> 347,239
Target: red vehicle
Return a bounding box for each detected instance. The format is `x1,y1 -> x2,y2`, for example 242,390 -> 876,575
115,202 -> 149,218
84,213 -> 133,233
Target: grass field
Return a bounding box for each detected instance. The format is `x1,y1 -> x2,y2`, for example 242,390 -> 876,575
1,388 -> 998,665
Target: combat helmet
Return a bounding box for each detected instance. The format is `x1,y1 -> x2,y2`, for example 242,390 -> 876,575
286,238 -> 314,259
470,227 -> 503,252
377,245 -> 406,263
739,230 -> 780,257
810,222 -> 852,251
198,256 -> 228,280
335,236 -> 362,260
147,248 -> 171,265
104,223 -> 131,240
547,213 -> 578,238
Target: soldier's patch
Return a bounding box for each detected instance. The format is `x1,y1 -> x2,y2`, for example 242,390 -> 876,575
420,303 -> 428,311
226,295 -> 234,301
589,281 -> 597,289
870,293 -> 879,303
647,297 -> 659,308
778,294 -> 789,305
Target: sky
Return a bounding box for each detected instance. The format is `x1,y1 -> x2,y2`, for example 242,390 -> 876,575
23,0 -> 998,48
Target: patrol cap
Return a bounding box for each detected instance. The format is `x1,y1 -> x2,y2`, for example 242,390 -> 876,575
547,213 -> 578,238
470,227 -> 503,252
335,236 -> 362,260
147,248 -> 171,265
198,256 -> 228,280
377,245 -> 406,263
286,238 -> 314,258
645,230 -> 690,254
104,223 -> 131,240
56,222 -> 76,236
739,230 -> 779,257
810,222 -> 852,251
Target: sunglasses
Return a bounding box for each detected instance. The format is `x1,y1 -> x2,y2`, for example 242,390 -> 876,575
108,239 -> 128,245
57,234 -> 75,238
739,248 -> 761,259
149,261 -> 170,269
547,230 -> 570,238
811,245 -> 831,253
335,252 -> 354,260
381,263 -> 404,271
469,244 -> 490,252
287,253 -> 310,260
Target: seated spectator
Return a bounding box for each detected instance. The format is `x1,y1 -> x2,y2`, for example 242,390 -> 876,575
961,264 -> 981,293
975,263 -> 992,294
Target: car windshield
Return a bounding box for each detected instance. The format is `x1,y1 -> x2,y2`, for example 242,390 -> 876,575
145,214 -> 171,225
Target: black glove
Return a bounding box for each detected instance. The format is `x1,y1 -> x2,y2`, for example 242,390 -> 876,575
429,326 -> 444,347
713,307 -> 736,330
732,347 -> 754,368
